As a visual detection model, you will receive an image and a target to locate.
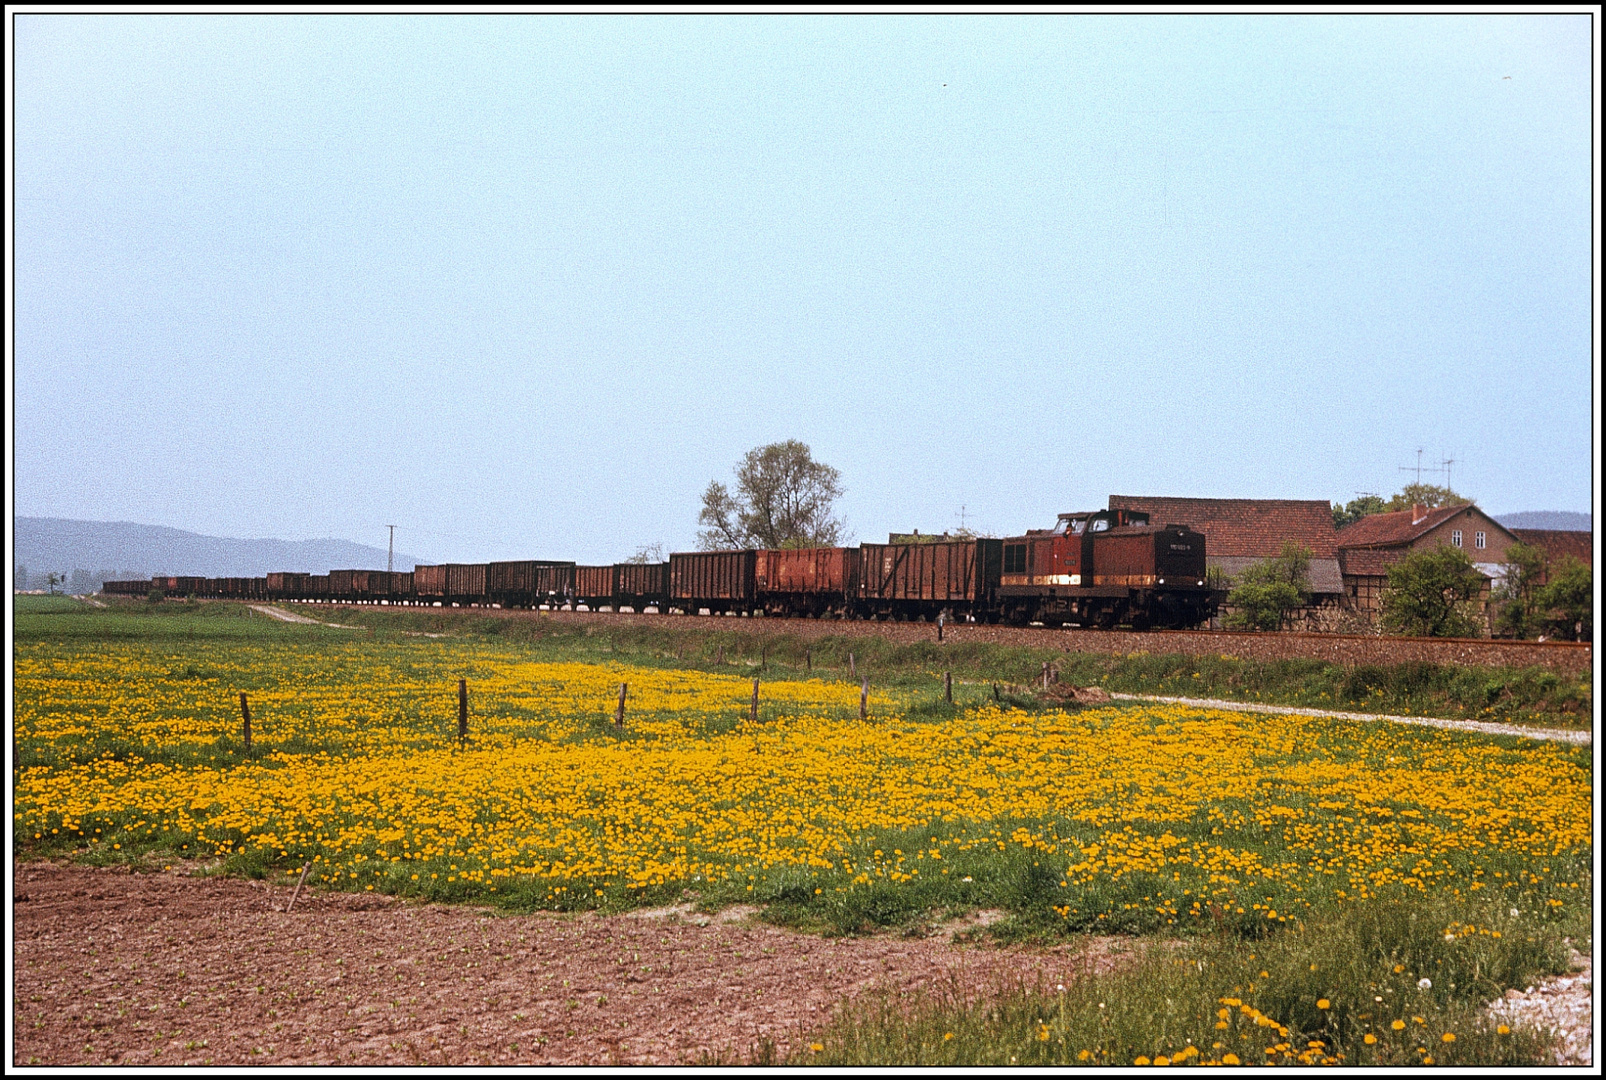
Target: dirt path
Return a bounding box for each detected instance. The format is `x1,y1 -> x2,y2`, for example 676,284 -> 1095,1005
248,605 -> 358,628
1108,693 -> 1592,745
12,862 -> 1127,1067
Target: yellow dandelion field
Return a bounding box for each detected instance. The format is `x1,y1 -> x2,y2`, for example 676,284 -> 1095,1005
13,637 -> 1592,915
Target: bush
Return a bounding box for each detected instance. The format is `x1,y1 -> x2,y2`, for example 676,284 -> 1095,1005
1224,543 -> 1312,631
1536,557 -> 1591,641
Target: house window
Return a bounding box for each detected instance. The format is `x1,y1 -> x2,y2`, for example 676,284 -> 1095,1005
1475,531 -> 1486,549
1452,530 -> 1463,548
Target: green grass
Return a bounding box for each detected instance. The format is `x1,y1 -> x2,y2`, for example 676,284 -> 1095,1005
787,892 -> 1584,1066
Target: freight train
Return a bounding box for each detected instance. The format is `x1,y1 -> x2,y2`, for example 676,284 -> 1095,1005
102,506 -> 1218,629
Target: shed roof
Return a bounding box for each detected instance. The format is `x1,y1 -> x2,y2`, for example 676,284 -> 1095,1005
1107,496 -> 1339,558
1337,548 -> 1402,577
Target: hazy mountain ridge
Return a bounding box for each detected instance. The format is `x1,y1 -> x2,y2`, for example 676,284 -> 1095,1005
1495,511 -> 1592,532
14,517 -> 429,587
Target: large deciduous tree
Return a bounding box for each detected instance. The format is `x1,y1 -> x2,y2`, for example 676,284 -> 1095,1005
1380,544 -> 1486,638
697,441 -> 846,550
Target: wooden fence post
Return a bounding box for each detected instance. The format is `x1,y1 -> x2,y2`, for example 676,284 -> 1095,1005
239,692 -> 251,750
806,647 -> 812,672
860,677 -> 869,721
458,679 -> 468,743
751,679 -> 760,724
615,682 -> 627,727
285,860 -> 312,913
944,671 -> 952,704
849,652 -> 856,681
1041,661 -> 1050,690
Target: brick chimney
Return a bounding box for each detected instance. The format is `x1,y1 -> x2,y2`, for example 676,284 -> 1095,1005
1412,504 -> 1428,525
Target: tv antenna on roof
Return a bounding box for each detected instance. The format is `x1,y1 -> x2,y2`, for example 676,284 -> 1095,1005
1398,449 -> 1447,486
1439,457 -> 1455,491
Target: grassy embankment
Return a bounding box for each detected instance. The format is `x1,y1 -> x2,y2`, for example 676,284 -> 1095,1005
254,597 -> 1588,728
13,595 -> 1593,1066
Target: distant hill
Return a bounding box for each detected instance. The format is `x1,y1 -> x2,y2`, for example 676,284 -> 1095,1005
1495,511 -> 1592,532
14,517 -> 429,591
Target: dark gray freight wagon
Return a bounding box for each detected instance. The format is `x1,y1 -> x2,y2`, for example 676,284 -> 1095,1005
669,551 -> 757,613
488,560 -> 576,608
613,562 -> 667,609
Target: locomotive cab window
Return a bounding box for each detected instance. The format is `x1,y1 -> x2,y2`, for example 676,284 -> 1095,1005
1089,518 -> 1111,533
1004,545 -> 1027,574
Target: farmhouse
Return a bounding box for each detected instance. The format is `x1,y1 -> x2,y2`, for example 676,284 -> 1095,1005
1334,503 -> 1518,617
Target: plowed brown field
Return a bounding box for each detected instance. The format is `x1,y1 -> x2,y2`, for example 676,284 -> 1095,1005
13,862 -> 1133,1067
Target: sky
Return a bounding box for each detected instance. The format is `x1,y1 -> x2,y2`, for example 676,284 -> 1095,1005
10,13 -> 1597,564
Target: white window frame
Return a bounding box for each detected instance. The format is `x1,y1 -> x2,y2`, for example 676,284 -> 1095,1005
1475,531 -> 1486,549
1452,530 -> 1463,548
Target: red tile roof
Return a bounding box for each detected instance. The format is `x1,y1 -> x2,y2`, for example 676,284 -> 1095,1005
1511,528 -> 1593,568
1333,503 -> 1471,549
1107,496 -> 1339,558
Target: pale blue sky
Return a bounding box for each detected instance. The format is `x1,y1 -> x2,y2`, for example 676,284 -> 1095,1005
11,14 -> 1596,562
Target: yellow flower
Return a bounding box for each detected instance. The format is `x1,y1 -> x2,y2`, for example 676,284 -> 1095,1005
1317,999 -> 1330,1010
1392,1020 -> 1406,1031
1134,1056 -> 1150,1066
1442,1033 -> 1455,1043
1222,1053 -> 1240,1065
809,1043 -> 823,1053
943,1032 -> 954,1042
1364,1034 -> 1377,1045
1497,1025 -> 1510,1036
1154,1055 -> 1170,1066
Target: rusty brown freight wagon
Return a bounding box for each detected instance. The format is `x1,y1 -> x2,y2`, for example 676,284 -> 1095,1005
755,547 -> 861,616
266,572 -> 310,597
857,539 -> 1002,619
669,551 -> 757,612
413,565 -> 448,599
573,566 -> 616,607
613,562 -> 667,609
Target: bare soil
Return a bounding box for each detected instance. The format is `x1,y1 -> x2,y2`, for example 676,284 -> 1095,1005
12,861 -> 1136,1067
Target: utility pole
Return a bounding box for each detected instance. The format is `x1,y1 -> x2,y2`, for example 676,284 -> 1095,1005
386,525 -> 396,573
